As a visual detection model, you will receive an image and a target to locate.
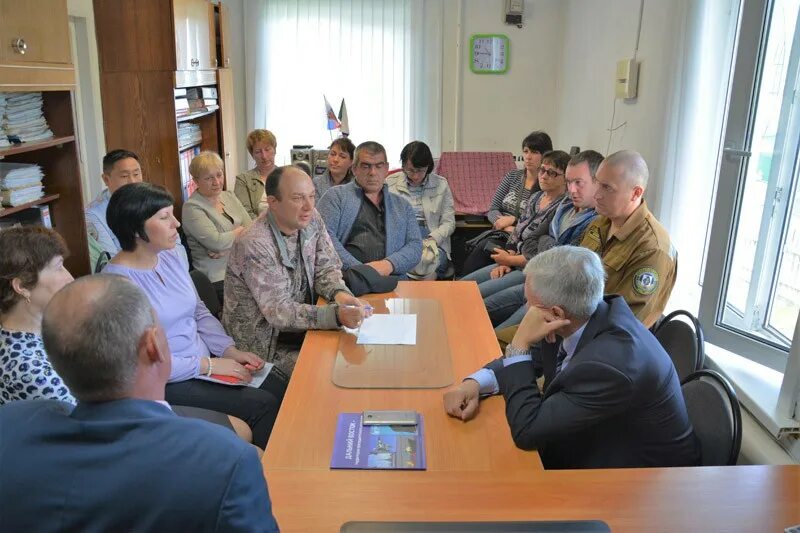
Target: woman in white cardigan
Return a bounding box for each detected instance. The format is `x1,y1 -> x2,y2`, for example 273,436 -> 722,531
182,151 -> 252,301
386,141 -> 455,279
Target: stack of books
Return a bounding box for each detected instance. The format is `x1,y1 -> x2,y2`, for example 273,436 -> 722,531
179,146 -> 201,201
1,92 -> 54,144
0,162 -> 45,207
177,122 -> 202,151
175,87 -> 219,119
186,87 -> 218,113
0,94 -> 10,149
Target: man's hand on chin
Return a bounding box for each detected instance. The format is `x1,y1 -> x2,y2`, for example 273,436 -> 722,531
443,379 -> 481,421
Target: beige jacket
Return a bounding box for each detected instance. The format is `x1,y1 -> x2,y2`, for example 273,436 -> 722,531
234,168 -> 266,220
181,190 -> 252,282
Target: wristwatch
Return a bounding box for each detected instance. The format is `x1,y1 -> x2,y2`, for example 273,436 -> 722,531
504,343 -> 531,358
332,304 -> 341,327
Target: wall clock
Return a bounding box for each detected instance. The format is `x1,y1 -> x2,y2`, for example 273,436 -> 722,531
470,34 -> 509,74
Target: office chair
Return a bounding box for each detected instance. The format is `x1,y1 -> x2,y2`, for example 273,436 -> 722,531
177,226 -> 194,271
654,310 -> 705,381
681,369 -> 742,465
190,269 -> 222,318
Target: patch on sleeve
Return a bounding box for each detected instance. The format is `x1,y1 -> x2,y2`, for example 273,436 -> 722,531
633,267 -> 659,295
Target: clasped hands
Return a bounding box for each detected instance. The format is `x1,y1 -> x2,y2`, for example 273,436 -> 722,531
206,346 -> 265,384
443,306 -> 570,422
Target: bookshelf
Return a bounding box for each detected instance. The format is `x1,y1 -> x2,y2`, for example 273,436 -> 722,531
93,0 -> 239,217
1,0 -> 91,277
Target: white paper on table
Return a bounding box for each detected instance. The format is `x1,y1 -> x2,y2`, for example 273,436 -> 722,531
355,314 -> 417,345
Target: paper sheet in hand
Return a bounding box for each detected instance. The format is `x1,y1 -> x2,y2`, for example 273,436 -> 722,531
356,314 -> 417,345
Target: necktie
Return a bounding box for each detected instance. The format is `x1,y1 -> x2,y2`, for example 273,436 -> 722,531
555,343 -> 568,375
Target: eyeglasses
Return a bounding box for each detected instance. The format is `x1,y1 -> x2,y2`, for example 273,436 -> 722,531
538,166 -> 564,179
357,161 -> 388,171
404,166 -> 427,176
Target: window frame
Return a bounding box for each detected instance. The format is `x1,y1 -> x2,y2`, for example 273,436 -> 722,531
698,0 -> 795,372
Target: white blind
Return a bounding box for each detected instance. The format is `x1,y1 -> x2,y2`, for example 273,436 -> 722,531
245,0 -> 441,167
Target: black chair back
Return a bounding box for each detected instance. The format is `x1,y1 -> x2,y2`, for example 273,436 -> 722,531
178,226 -> 194,271
681,369 -> 742,465
190,269 -> 221,318
654,310 -> 705,381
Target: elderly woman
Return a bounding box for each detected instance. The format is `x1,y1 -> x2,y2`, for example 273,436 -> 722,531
104,182 -> 285,447
235,129 -> 277,219
314,136 -> 356,200
182,151 -> 251,301
386,141 -> 455,279
460,130 -> 553,275
0,227 -> 75,405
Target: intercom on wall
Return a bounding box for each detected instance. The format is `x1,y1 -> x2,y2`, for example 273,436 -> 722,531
505,0 -> 524,26
615,58 -> 639,99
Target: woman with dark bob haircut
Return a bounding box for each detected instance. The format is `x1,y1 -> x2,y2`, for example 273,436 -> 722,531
386,140 -> 455,279
104,182 -> 285,447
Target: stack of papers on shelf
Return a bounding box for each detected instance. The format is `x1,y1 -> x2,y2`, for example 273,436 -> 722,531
184,87 -> 218,114
177,122 -> 202,150
0,162 -> 45,206
1,92 -> 54,143
0,94 -> 9,149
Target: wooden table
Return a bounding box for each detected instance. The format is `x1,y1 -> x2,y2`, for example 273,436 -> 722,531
263,282 -> 800,532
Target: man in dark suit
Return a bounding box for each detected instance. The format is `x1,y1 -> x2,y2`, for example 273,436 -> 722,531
0,274 -> 280,532
444,245 -> 700,469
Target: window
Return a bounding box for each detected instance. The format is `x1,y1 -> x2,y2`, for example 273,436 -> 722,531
249,0 -> 442,167
701,0 -> 800,372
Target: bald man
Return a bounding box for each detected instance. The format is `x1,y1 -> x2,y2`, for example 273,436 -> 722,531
0,274 -> 279,531
579,150 -> 677,328
223,165 -> 371,377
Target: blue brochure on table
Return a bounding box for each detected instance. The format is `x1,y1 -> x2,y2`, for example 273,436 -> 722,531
330,413 -> 426,470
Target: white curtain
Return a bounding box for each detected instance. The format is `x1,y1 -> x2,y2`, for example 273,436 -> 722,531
243,0 -> 442,167
655,0 -> 741,313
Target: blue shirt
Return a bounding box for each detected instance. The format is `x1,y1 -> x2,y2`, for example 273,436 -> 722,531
85,189 -> 121,256
468,321 -> 589,395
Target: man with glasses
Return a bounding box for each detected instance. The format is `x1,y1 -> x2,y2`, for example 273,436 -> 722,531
443,246 -> 699,470
318,141 -> 422,291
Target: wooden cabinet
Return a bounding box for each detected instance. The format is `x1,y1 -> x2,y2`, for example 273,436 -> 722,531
0,0 -> 72,67
94,0 -> 236,217
0,0 -> 74,88
0,0 -> 91,277
173,0 -> 216,71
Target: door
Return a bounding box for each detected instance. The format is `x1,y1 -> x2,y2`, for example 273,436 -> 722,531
0,0 -> 72,65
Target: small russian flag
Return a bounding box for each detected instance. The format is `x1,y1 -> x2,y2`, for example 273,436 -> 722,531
324,95 -> 341,131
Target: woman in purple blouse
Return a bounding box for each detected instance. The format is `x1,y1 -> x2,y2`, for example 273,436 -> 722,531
104,183 -> 284,447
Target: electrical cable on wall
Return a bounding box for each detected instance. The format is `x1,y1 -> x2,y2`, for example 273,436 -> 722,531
607,0 -> 644,153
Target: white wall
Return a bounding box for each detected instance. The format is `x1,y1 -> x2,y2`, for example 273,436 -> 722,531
441,0 -> 564,154
220,0 -> 251,174
555,0 -> 687,215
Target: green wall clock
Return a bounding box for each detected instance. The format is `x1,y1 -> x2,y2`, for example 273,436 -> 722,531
470,34 -> 509,74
